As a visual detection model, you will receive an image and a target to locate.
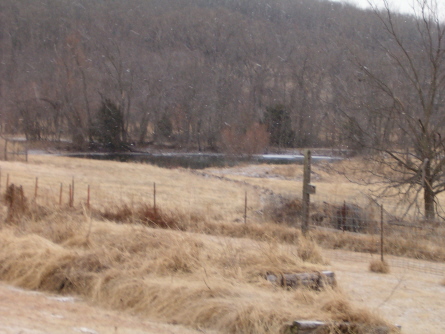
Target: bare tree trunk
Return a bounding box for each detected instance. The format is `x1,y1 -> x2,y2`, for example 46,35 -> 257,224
423,160 -> 435,220
424,186 -> 435,220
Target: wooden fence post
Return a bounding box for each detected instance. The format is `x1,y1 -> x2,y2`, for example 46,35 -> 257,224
87,185 -> 90,209
69,184 -> 72,207
59,183 -> 63,206
34,177 -> 38,201
244,191 -> 247,224
153,182 -> 157,214
381,204 -> 384,262
302,150 -> 314,236
71,177 -> 75,207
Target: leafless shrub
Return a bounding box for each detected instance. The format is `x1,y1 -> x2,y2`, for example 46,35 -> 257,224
321,293 -> 391,333
220,123 -> 269,155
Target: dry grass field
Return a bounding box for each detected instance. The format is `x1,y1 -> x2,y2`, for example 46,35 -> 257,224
324,250 -> 445,334
0,154 -> 441,333
206,161 -> 445,260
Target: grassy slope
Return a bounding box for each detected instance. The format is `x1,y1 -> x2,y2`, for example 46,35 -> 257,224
0,155 -> 399,333
204,161 -> 445,262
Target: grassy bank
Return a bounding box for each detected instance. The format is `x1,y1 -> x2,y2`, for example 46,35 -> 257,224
0,155 -> 399,333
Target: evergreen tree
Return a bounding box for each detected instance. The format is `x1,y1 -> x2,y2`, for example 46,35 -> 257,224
264,104 -> 295,148
94,99 -> 125,150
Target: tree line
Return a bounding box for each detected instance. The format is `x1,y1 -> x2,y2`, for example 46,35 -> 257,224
0,0 -> 393,151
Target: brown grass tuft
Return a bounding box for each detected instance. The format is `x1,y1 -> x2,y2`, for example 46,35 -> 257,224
0,213 -> 387,334
369,260 -> 390,274
297,236 -> 326,264
98,204 -> 183,230
321,292 -> 390,333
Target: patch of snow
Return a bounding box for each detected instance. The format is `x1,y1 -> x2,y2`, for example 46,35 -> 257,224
47,296 -> 78,303
75,327 -> 99,334
260,154 -> 302,159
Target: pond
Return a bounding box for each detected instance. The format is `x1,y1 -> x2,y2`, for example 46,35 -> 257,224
64,152 -> 342,169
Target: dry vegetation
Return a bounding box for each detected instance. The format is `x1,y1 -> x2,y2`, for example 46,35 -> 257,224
206,161 -> 445,263
369,260 -> 390,274
0,155 -> 403,333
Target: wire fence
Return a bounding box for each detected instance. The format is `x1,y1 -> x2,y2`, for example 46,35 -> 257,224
325,249 -> 445,276
0,138 -> 28,162
307,193 -> 445,276
0,164 -> 258,219
0,161 -> 444,276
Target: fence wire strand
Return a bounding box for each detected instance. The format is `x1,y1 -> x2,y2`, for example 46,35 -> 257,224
0,164 -> 444,276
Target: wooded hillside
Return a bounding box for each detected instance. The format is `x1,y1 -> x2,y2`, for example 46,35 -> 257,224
0,0 -> 439,153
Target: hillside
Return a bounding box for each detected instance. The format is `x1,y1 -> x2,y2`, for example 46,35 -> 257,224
0,0 -> 432,152
0,154 -> 408,334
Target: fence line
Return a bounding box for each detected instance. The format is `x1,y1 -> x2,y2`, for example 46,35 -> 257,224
0,165 -> 440,223
325,248 -> 445,276
0,165 -> 444,276
0,138 -> 28,162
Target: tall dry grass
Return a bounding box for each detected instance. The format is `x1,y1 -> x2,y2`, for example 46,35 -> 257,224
1,154 -> 443,265
206,160 -> 445,263
0,162 -> 396,333
0,154 -> 397,333
0,209 -> 392,334
311,226 -> 445,262
0,155 -> 262,223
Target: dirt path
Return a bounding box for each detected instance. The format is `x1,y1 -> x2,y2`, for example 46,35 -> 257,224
0,283 -> 206,334
324,250 -> 445,334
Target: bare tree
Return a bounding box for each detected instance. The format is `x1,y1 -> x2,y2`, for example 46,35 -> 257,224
343,0 -> 445,220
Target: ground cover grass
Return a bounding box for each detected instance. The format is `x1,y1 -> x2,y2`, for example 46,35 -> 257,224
0,155 -> 399,334
204,161 -> 445,262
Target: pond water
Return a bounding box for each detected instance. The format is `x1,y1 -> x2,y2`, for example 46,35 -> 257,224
65,152 -> 341,169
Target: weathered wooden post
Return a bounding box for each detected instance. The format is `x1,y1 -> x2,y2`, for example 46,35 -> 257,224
71,177 -> 75,207
4,139 -> 7,161
59,183 -> 63,206
381,204 -> 384,262
302,150 -> 315,236
87,185 -> 91,209
244,191 -> 248,224
34,177 -> 38,201
69,184 -> 72,207
153,182 -> 157,214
